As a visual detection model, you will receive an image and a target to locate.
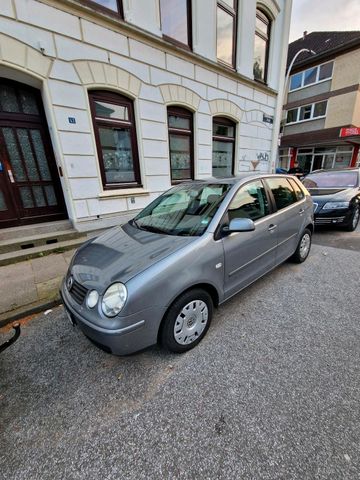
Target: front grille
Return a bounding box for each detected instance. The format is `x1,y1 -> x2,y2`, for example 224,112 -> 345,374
315,216 -> 346,225
69,279 -> 88,305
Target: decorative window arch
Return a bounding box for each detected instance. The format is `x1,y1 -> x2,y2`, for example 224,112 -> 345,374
253,8 -> 272,83
212,116 -> 236,177
88,90 -> 141,189
167,106 -> 194,183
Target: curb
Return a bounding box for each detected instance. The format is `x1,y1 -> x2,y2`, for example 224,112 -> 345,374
0,297 -> 62,328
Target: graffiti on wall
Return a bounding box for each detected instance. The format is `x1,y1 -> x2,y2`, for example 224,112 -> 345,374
256,152 -> 270,162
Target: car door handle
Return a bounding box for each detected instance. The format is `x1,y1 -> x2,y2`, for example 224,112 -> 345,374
268,224 -> 277,232
299,208 -> 305,215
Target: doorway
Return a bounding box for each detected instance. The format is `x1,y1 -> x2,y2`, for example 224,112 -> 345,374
0,79 -> 67,229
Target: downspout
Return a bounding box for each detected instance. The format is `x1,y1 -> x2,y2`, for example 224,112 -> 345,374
269,0 -> 293,172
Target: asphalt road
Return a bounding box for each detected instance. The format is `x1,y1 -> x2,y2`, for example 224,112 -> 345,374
1,227 -> 360,480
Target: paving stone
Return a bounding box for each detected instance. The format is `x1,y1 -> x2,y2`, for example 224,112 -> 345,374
0,261 -> 37,314
31,254 -> 68,284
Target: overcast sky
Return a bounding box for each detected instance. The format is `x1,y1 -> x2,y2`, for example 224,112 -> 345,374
289,0 -> 360,42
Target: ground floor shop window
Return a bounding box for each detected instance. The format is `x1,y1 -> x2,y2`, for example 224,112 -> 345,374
296,146 -> 353,174
89,91 -> 141,189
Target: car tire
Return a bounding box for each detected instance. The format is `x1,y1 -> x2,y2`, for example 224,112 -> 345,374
345,207 -> 360,232
291,228 -> 312,263
160,288 -> 213,353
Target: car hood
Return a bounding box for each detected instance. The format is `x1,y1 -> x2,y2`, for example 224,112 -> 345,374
309,187 -> 356,202
71,223 -> 196,290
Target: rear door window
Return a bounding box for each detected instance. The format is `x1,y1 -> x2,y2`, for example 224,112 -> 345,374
288,178 -> 305,201
266,177 -> 297,210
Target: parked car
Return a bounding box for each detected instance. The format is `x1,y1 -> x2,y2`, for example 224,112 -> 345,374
61,174 -> 313,355
302,168 -> 360,231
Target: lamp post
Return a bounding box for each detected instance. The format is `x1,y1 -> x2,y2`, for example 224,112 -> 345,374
277,48 -> 316,171
283,48 -> 316,104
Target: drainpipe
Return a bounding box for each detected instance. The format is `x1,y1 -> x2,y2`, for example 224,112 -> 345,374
269,0 -> 292,173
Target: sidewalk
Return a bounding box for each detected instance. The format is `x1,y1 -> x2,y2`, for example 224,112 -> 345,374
0,249 -> 75,326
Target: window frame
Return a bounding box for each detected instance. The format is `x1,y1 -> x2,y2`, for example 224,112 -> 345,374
88,90 -> 141,190
159,0 -> 193,50
286,100 -> 328,125
216,0 -> 238,69
289,61 -> 334,92
253,8 -> 271,84
79,0 -> 123,16
167,106 -> 194,184
212,116 -> 236,178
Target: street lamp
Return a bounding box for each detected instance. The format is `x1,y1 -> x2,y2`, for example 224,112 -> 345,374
277,48 -> 316,171
283,48 -> 316,103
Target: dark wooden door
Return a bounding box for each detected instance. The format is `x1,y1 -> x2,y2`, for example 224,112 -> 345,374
0,79 -> 67,229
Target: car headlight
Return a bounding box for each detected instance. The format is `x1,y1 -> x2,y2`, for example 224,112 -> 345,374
322,201 -> 349,210
101,283 -> 127,317
86,290 -> 99,309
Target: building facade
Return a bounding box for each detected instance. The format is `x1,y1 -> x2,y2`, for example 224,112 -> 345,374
0,0 -> 291,232
280,31 -> 360,174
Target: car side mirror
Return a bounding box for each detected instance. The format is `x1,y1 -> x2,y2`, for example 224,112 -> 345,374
223,218 -> 255,233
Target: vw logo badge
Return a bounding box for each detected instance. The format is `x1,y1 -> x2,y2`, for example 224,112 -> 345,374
67,275 -> 74,291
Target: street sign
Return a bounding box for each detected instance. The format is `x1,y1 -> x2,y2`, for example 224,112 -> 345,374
263,114 -> 273,124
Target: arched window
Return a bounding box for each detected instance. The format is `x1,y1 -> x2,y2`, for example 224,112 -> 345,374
253,8 -> 271,83
212,117 -> 236,177
89,91 -> 141,189
167,106 -> 194,183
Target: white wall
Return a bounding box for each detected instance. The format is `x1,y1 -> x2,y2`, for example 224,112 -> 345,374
0,0 -> 291,231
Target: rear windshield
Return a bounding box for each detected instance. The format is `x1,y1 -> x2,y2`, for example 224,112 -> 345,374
303,171 -> 358,189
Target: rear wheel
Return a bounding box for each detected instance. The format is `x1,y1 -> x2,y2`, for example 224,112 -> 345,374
292,228 -> 312,263
345,207 -> 360,232
160,289 -> 213,353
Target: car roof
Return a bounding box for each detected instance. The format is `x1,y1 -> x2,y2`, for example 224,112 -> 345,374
189,172 -> 296,185
307,167 -> 360,175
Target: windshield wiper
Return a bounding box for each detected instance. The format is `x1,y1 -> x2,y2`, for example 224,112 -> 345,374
138,225 -> 169,235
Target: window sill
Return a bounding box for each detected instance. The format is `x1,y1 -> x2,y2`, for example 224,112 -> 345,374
99,188 -> 150,199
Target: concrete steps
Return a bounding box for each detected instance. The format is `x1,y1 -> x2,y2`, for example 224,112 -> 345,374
0,237 -> 86,267
0,220 -> 73,241
0,220 -> 88,266
0,229 -> 85,254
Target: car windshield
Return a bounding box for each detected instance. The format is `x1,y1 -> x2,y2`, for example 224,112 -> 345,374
131,183 -> 231,236
303,171 -> 358,189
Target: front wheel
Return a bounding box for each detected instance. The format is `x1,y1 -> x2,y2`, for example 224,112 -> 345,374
160,289 -> 213,353
291,228 -> 312,263
345,207 -> 360,232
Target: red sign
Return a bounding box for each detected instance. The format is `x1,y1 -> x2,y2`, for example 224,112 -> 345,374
340,127 -> 360,137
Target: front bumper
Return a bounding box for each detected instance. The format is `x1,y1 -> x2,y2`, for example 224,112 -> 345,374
314,208 -> 353,227
60,281 -> 165,355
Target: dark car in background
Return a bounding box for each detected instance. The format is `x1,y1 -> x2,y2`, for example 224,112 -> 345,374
302,168 -> 360,231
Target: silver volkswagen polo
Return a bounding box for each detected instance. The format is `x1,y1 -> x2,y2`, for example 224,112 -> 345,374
61,174 -> 313,355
